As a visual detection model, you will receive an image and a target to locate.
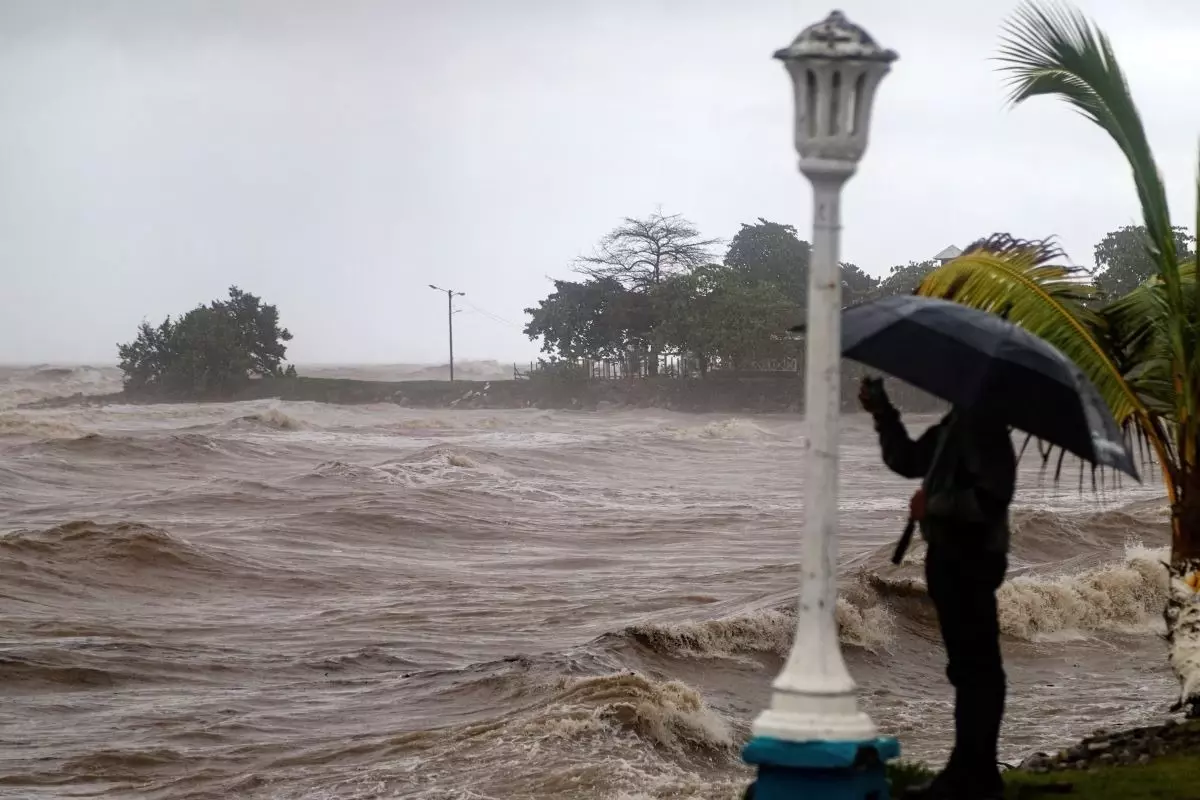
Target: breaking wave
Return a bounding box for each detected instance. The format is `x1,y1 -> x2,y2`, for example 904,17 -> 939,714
997,543 -> 1168,639
29,432 -> 236,460
623,597 -> 894,658
0,412 -> 84,439
540,672 -> 735,752
866,540 -> 1169,641
0,520 -> 221,572
306,446 -> 502,487
0,364 -> 123,409
228,408 -> 310,431
662,418 -> 774,441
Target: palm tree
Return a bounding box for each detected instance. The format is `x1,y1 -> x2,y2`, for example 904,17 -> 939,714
914,2 -> 1200,714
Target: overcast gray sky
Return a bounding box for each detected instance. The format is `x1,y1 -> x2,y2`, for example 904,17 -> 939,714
1,0 -> 1197,365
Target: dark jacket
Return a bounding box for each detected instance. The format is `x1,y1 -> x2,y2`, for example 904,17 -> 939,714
873,407 -> 1017,553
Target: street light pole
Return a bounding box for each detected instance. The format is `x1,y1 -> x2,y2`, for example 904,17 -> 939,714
429,284 -> 465,381
743,11 -> 899,800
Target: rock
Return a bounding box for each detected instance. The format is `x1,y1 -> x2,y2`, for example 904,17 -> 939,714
1018,721 -> 1200,777
1020,752 -> 1052,770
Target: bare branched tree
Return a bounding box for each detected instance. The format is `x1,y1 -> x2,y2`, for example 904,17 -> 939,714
575,209 -> 720,291
571,209 -> 719,375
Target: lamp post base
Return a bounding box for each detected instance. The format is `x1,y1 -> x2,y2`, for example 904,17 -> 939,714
742,735 -> 900,800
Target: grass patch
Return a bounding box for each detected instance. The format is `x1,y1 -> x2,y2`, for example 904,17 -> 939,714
887,760 -> 937,795
888,755 -> 1200,798
1005,755 -> 1200,798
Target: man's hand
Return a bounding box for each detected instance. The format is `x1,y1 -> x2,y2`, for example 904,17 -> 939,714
859,376 -> 893,416
909,487 -> 926,521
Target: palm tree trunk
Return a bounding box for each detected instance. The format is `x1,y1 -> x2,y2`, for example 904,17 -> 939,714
1167,466 -> 1200,717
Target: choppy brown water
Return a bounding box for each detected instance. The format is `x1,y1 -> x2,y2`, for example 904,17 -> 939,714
0,365 -> 1179,799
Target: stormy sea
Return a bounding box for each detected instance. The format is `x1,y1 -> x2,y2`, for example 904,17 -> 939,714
0,364 -> 1175,799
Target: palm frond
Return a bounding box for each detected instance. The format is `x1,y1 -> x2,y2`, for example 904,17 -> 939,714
918,243 -> 1179,492
1104,264 -> 1196,463
997,3 -> 1181,296
963,232 -> 1072,267
916,248 -> 1129,416
1104,262 -> 1196,363
994,1 -> 1196,509
1191,153 -> 1200,456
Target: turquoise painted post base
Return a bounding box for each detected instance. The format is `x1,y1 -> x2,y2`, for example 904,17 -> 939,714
742,736 -> 901,800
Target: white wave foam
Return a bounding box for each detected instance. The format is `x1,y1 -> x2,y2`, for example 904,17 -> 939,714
236,408 -> 309,431
1167,565 -> 1200,710
392,670 -> 744,800
538,672 -> 734,752
311,449 -> 489,487
386,417 -> 458,431
865,540 -> 1171,641
0,365 -> 123,410
382,449 -> 483,480
836,596 -> 896,651
309,461 -> 392,482
997,542 -> 1168,640
662,418 -> 772,442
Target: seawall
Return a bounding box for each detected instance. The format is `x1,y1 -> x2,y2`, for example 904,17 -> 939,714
22,372 -> 945,415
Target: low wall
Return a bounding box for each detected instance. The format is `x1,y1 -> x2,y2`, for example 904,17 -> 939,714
24,371 -> 945,415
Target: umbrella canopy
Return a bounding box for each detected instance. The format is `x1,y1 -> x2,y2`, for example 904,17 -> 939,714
837,294 -> 1139,480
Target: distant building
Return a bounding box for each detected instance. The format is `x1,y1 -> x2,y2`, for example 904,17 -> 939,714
932,245 -> 962,265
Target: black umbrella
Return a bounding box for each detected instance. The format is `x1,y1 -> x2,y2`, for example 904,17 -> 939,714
832,294 -> 1139,480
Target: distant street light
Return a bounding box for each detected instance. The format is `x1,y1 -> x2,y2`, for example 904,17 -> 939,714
429,284 -> 465,381
742,11 -> 899,800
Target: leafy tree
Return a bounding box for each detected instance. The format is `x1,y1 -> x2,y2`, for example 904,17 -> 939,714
723,218 -> 811,305
222,286 -> 293,376
117,286 -> 293,396
700,270 -> 799,369
528,214 -> 874,372
1093,224 -> 1196,299
522,277 -> 647,361
116,319 -> 175,392
654,265 -> 799,372
840,262 -> 881,306
572,210 -> 717,374
876,260 -> 938,298
723,217 -> 875,308
917,3 -> 1200,712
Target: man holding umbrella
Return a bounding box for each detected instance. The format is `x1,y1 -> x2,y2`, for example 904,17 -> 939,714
860,378 -> 1016,799
836,241 -> 1139,796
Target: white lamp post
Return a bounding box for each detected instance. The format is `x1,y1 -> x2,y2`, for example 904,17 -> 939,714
743,10 -> 898,800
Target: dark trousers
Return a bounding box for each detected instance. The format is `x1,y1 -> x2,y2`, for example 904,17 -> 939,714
925,540 -> 1008,794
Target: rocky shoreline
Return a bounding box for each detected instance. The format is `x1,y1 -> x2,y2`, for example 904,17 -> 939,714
1018,719 -> 1200,774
